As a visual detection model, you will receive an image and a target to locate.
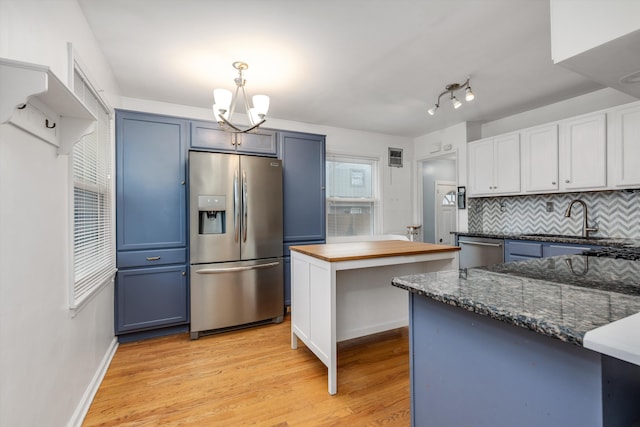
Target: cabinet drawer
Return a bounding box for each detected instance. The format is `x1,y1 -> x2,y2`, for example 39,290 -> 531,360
506,241 -> 542,257
117,248 -> 187,268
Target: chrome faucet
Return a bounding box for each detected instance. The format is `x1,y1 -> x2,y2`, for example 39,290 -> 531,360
564,199 -> 598,238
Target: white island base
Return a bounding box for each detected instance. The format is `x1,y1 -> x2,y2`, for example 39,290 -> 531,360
289,241 -> 459,395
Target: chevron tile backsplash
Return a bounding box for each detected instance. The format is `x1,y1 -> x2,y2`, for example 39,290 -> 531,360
468,190 -> 640,238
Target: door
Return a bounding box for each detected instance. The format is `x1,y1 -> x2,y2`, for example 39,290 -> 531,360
522,124 -> 559,192
560,113 -> 606,191
279,131 -> 326,242
468,139 -> 494,196
189,151 -> 239,264
116,265 -> 188,333
493,133 -> 521,194
435,182 -> 457,244
240,155 -> 283,260
190,258 -> 284,333
116,113 -> 187,251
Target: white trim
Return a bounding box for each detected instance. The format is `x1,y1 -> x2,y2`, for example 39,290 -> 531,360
67,337 -> 119,427
326,152 -> 382,236
69,273 -> 116,317
67,46 -> 116,313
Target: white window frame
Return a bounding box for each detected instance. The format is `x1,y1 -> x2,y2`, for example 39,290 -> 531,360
326,153 -> 381,237
68,49 -> 116,315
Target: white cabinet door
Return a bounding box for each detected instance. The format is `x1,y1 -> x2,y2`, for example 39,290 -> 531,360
468,138 -> 495,196
559,113 -> 606,191
494,133 -> 521,194
468,133 -> 520,197
608,102 -> 640,188
522,124 -> 559,193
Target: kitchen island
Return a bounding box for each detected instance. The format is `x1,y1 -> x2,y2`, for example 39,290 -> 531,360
289,240 -> 459,395
393,254 -> 640,427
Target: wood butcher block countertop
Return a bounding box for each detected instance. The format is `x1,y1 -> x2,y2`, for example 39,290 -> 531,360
289,240 -> 460,262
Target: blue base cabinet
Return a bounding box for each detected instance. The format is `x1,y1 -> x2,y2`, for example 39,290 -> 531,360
116,265 -> 188,333
408,293 -> 640,427
505,239 -> 602,263
115,110 -> 189,341
279,131 -> 326,307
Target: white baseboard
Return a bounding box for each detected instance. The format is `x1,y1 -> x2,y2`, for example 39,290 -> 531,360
337,319 -> 409,342
67,337 -> 119,427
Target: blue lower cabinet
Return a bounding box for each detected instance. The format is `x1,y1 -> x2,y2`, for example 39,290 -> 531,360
115,265 -> 189,334
505,239 -> 602,263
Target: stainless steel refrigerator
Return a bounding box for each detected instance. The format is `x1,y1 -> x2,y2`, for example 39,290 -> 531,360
189,151 -> 284,339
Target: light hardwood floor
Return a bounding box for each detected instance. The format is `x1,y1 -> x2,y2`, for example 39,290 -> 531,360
83,316 -> 410,426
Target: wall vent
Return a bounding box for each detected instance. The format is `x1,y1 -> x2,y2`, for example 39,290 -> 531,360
388,147 -> 403,167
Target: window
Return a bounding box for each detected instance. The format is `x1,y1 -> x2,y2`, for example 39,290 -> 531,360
442,190 -> 456,206
71,67 -> 115,311
326,155 -> 378,237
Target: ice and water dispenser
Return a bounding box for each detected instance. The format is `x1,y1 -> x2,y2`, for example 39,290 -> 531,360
198,195 -> 226,234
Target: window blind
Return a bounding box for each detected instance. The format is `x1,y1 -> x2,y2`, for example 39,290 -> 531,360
71,69 -> 115,308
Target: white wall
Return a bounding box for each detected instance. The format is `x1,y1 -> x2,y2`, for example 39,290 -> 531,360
480,87 -> 636,138
550,0 -> 640,63
0,1 -> 120,426
121,97 -> 415,236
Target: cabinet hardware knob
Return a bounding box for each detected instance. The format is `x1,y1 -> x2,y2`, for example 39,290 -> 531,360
565,180 -> 570,183
182,272 -> 186,276
146,256 -> 161,261
552,181 -> 556,185
181,180 -> 185,185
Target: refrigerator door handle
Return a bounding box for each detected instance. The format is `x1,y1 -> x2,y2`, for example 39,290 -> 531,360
242,169 -> 248,243
234,168 -> 240,242
195,262 -> 280,274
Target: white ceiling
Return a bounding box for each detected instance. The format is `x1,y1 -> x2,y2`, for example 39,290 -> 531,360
77,0 -> 604,138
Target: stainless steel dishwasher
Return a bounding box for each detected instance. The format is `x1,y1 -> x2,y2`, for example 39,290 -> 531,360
458,236 -> 504,268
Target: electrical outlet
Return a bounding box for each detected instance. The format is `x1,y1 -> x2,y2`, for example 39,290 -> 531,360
546,202 -> 554,212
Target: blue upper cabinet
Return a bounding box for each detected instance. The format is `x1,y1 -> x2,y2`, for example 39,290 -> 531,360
279,131 -> 326,243
190,120 -> 278,156
116,111 -> 187,251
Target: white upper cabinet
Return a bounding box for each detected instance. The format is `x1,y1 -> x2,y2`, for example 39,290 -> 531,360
607,102 -> 640,188
559,113 -> 607,191
522,124 -> 559,193
468,133 -> 520,197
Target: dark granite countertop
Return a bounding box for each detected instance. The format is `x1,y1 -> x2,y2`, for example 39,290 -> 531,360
392,255 -> 640,346
453,231 -> 640,248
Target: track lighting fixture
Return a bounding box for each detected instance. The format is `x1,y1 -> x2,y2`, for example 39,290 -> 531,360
427,77 -> 474,116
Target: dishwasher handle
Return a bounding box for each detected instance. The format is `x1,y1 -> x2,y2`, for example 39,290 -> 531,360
459,241 -> 503,248
195,262 -> 280,274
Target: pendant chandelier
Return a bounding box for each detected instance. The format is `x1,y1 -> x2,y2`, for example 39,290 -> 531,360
427,77 -> 475,116
213,61 -> 270,133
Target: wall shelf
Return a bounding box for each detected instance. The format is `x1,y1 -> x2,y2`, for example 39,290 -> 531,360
0,58 -> 96,155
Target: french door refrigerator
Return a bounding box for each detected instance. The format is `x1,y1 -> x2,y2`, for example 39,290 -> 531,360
189,151 -> 284,339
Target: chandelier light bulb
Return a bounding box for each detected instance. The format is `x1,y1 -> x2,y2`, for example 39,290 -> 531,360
465,87 -> 475,102
213,88 -> 232,110
252,94 -> 270,117
452,96 -> 462,109
427,105 -> 438,116
212,104 -> 229,122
